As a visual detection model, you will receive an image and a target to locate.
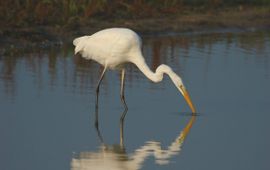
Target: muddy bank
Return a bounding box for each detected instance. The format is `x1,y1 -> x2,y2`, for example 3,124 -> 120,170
1,7 -> 270,56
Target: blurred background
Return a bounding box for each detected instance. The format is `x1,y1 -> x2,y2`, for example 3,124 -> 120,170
1,0 -> 270,55
1,0 -> 270,27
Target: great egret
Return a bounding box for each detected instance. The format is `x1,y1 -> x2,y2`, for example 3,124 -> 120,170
73,28 -> 196,113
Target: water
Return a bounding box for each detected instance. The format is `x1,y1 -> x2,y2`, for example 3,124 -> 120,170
0,31 -> 270,170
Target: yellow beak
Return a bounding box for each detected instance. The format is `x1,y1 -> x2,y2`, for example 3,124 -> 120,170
180,86 -> 196,113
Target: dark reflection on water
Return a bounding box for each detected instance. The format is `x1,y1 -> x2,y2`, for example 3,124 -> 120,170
1,31 -> 269,99
0,31 -> 270,170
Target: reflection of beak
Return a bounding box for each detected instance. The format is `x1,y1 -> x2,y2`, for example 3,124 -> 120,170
180,86 -> 196,113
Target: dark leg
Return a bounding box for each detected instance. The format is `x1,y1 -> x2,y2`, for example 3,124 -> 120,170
94,104 -> 104,143
120,69 -> 128,112
120,109 -> 128,148
119,69 -> 128,147
95,66 -> 107,134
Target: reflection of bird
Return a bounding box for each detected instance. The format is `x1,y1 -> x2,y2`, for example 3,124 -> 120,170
73,28 -> 196,113
71,114 -> 196,170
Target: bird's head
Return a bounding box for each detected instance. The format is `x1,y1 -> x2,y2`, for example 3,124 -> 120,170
169,70 -> 196,113
157,64 -> 196,113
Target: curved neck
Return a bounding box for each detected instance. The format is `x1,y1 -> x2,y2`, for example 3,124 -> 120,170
132,57 -> 171,83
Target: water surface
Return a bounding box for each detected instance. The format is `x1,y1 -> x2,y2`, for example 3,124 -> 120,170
0,31 -> 270,170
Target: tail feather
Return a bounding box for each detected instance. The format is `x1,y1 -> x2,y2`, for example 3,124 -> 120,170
73,36 -> 90,54
73,36 -> 89,46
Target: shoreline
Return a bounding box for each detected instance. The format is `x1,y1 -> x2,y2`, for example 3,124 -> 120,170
1,7 -> 269,55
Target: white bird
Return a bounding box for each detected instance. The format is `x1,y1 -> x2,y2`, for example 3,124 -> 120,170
73,28 -> 196,114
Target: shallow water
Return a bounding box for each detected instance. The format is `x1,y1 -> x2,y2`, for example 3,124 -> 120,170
1,31 -> 270,170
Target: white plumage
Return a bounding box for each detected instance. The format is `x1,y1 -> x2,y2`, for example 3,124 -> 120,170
74,28 -> 141,69
73,28 -> 196,113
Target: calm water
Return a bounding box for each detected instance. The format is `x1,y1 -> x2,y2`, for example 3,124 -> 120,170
1,31 -> 270,170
